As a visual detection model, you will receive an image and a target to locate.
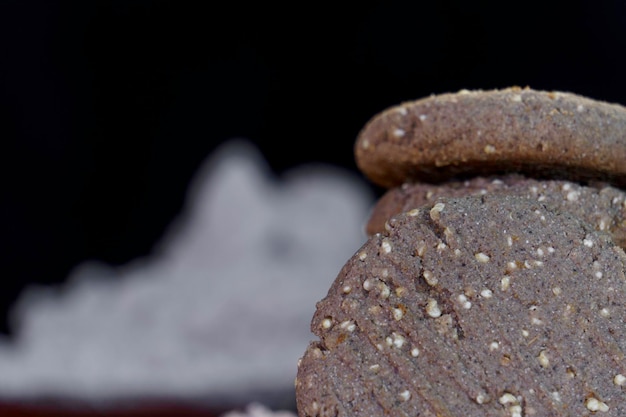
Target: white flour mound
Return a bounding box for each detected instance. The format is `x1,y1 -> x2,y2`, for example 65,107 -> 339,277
220,402 -> 297,417
0,139 -> 374,406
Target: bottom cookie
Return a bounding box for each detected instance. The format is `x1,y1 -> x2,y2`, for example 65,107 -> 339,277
297,194 -> 626,416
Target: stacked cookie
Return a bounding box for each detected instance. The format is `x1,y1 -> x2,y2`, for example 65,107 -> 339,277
295,87 -> 626,416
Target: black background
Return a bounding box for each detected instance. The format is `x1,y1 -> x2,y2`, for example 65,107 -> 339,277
1,0 -> 626,336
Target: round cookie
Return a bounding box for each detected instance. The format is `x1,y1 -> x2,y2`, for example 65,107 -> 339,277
365,174 -> 626,248
355,87 -> 626,188
296,194 -> 626,416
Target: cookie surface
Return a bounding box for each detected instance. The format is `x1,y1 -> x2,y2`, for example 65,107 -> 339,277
296,195 -> 626,416
355,87 -> 626,188
366,175 -> 626,249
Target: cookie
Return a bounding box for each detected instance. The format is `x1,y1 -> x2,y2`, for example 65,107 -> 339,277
295,195 -> 626,416
355,87 -> 626,188
365,174 -> 626,248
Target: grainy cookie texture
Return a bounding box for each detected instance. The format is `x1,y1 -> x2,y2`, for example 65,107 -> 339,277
366,174 -> 626,248
296,195 -> 626,416
297,87 -> 626,416
355,87 -> 626,188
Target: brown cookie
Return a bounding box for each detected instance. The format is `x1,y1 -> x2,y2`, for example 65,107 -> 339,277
355,87 -> 626,188
296,194 -> 626,416
365,174 -> 626,248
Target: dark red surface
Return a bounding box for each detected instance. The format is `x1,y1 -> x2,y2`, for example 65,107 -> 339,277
0,402 -> 227,417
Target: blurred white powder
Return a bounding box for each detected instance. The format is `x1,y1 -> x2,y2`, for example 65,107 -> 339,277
0,139 -> 374,407
220,402 -> 297,417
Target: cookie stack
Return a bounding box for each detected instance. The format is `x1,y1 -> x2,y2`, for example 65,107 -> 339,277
296,87 -> 626,416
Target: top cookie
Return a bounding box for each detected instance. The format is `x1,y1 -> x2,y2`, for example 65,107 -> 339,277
355,87 -> 626,188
